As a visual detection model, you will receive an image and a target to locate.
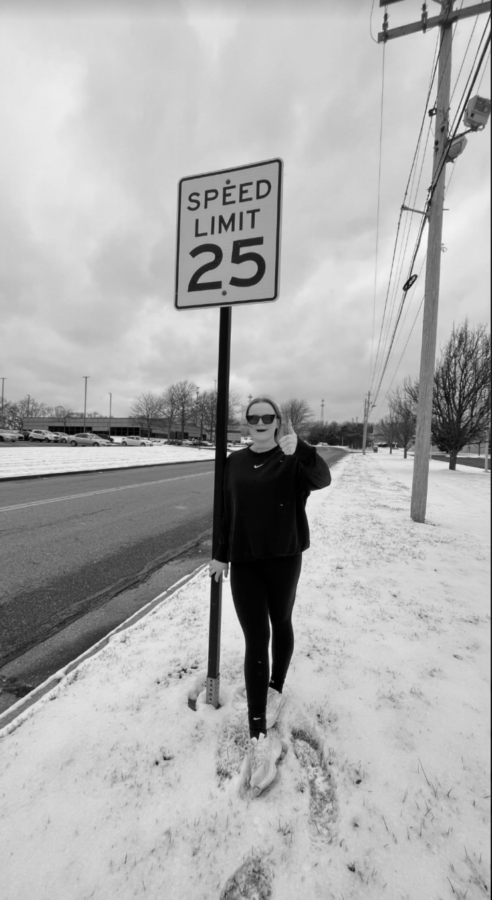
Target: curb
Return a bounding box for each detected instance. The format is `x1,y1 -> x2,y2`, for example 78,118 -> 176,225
0,455 -> 216,482
0,563 -> 208,735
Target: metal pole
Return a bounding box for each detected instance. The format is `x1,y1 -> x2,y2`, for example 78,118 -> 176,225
109,392 -> 112,437
83,377 -> 89,431
484,428 -> 490,473
206,306 -> 232,708
1,378 -> 5,428
411,2 -> 453,522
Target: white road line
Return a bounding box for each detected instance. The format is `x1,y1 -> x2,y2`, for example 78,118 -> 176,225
0,470 -> 214,513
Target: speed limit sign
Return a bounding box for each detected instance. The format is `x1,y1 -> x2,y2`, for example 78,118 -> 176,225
175,158 -> 283,309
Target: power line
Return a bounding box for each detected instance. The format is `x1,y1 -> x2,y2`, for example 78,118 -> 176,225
370,7 -> 491,412
374,146 -> 461,416
373,21 -> 491,405
369,1 -> 480,404
369,31 -> 441,399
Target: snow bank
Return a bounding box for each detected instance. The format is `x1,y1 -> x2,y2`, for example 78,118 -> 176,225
0,451 -> 489,900
0,444 -> 215,480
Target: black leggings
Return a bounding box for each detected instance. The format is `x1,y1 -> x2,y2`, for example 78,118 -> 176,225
230,555 -> 302,738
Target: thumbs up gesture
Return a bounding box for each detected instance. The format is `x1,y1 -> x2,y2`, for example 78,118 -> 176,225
279,419 -> 298,456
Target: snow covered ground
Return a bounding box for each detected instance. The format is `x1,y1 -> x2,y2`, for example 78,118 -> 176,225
0,450 -> 489,900
0,444 -> 216,479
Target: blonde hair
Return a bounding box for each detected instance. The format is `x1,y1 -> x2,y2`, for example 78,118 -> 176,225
245,396 -> 283,443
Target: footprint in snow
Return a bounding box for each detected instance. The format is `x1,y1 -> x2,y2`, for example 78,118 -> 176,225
291,726 -> 338,840
219,852 -> 273,900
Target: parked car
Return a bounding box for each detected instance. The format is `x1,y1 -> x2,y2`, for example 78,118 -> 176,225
28,429 -> 57,443
69,433 -> 113,447
120,436 -> 153,446
0,428 -> 20,442
52,432 -> 69,443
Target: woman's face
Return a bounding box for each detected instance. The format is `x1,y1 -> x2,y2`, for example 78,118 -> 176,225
247,402 -> 279,444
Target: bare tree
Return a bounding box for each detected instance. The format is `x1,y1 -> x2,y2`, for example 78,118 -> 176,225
173,379 -> 198,440
280,398 -> 314,437
375,413 -> 399,452
12,396 -> 49,428
192,389 -> 210,442
54,407 -> 77,430
228,389 -> 242,426
161,385 -> 179,439
431,321 -> 491,470
129,392 -> 165,437
388,378 -> 417,458
203,389 -> 217,442
1,399 -> 16,429
404,378 -> 420,408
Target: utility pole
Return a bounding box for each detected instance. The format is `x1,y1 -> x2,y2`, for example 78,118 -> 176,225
362,391 -> 372,455
412,3 -> 453,520
321,399 -> 325,423
378,0 -> 491,522
108,392 -> 112,438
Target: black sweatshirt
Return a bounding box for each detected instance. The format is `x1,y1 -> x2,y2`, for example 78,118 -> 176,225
215,439 -> 331,563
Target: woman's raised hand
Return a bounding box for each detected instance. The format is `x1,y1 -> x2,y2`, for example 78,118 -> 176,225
209,559 -> 229,582
279,420 -> 297,456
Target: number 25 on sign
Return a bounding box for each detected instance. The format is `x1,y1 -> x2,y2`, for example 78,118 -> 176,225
175,159 -> 283,310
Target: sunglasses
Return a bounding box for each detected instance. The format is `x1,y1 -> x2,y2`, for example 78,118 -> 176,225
246,414 -> 277,425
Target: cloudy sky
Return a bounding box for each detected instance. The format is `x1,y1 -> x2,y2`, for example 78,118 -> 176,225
1,0 -> 490,425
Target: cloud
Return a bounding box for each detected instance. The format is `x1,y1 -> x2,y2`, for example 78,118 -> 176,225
0,0 -> 489,424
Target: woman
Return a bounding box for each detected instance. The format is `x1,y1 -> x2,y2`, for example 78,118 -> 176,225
209,396 -> 331,797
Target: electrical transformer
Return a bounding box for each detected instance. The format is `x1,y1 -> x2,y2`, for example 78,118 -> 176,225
463,95 -> 491,131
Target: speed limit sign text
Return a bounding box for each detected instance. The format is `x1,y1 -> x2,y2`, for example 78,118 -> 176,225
175,158 -> 283,309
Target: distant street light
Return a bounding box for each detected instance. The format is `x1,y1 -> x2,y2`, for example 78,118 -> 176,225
108,392 -> 112,437
1,377 -> 5,428
83,377 -> 89,431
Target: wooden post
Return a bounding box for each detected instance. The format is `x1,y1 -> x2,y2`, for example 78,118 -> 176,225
410,4 -> 453,522
362,391 -> 371,455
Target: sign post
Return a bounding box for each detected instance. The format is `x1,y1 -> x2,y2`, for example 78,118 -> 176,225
175,158 -> 283,707
206,305 -> 231,707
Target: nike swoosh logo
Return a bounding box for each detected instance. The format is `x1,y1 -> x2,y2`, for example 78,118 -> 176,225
254,464 -> 265,468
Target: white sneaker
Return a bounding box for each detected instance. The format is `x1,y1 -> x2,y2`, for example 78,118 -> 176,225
249,733 -> 283,797
266,688 -> 285,729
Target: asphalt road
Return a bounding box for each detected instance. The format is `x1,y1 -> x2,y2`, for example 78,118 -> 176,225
0,446 -> 346,709
0,461 -> 216,666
